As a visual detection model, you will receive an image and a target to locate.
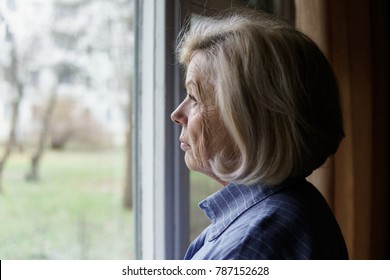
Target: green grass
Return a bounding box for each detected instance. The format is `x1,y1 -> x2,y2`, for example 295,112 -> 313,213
0,148 -> 223,259
0,149 -> 133,260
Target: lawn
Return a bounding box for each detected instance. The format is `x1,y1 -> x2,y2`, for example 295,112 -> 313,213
0,149 -> 133,260
0,148 -> 222,259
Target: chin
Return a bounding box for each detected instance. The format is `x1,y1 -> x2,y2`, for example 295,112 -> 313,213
185,154 -> 205,173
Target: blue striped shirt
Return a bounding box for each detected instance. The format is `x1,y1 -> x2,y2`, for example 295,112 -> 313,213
184,177 -> 348,260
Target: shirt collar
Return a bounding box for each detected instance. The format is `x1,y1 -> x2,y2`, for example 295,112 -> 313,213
198,179 -> 299,241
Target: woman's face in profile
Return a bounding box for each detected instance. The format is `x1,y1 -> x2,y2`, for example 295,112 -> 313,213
171,53 -> 216,177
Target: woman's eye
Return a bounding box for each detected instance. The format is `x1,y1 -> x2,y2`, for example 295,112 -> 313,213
187,94 -> 197,104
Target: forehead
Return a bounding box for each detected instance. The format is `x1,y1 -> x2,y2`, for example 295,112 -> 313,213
185,52 -> 207,90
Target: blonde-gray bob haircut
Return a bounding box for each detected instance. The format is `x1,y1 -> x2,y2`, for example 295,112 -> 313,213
176,9 -> 344,186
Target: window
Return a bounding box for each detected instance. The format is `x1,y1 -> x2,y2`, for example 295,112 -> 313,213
0,0 -> 134,259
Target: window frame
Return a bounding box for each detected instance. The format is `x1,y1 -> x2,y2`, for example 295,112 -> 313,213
133,0 -> 189,260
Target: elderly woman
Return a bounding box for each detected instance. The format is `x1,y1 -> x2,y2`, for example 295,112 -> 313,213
171,9 -> 348,260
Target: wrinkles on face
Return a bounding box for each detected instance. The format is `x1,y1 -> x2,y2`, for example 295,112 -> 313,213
171,52 -> 234,184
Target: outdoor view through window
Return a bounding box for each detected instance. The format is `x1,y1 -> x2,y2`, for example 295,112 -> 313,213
0,0 -> 134,259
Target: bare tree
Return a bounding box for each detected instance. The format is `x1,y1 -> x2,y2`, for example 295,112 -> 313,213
0,31 -> 24,192
25,88 -> 57,181
123,109 -> 132,209
123,75 -> 133,209
122,85 -> 134,210
112,0 -> 134,210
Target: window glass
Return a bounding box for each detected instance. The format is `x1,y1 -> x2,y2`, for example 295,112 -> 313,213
0,0 -> 134,259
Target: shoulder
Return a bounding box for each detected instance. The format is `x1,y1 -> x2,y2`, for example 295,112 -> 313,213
229,180 -> 347,259
233,186 -> 314,259
242,180 -> 322,231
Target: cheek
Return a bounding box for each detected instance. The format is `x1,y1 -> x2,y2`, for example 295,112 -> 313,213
187,116 -> 202,144
207,114 -> 238,163
187,113 -> 211,166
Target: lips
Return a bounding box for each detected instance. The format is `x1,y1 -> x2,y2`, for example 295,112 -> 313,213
179,138 -> 190,151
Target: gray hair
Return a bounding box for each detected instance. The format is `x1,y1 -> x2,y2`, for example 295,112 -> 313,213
176,9 -> 344,185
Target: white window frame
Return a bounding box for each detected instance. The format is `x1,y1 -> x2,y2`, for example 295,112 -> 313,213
133,0 -> 189,260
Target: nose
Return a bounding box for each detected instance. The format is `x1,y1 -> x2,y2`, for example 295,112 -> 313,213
171,101 -> 187,126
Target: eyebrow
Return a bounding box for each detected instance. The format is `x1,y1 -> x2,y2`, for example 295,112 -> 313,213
185,80 -> 198,91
